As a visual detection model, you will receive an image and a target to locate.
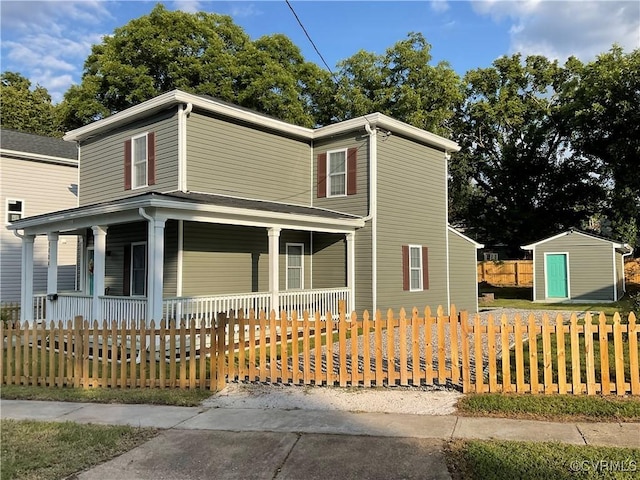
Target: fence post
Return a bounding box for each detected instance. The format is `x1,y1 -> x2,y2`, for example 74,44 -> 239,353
73,316 -> 83,388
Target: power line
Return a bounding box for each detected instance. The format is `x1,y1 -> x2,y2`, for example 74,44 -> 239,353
285,0 -> 339,83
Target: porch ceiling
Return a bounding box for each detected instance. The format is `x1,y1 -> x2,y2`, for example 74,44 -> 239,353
7,191 -> 365,235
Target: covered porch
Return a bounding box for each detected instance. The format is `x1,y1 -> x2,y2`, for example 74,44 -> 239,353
10,192 -> 364,325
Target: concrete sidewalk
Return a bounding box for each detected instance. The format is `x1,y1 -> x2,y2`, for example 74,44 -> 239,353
2,399 -> 639,447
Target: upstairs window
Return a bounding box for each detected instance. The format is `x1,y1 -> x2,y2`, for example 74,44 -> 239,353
124,132 -> 156,190
402,245 -> 429,292
317,147 -> 357,198
7,199 -> 23,223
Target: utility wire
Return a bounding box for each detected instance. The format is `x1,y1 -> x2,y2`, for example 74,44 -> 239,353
285,0 -> 339,84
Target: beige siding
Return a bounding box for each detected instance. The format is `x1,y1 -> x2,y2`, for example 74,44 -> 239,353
79,110 -> 179,206
312,233 -> 346,289
376,134 -> 449,313
448,230 -> 479,313
534,233 -> 615,301
354,223 -> 373,312
313,133 -> 369,217
186,112 -> 311,204
1,157 -> 78,302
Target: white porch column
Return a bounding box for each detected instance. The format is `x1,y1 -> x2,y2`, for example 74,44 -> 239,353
92,226 -> 108,323
346,232 -> 356,313
150,218 -> 166,323
20,235 -> 35,324
46,232 -> 59,322
268,227 -> 281,313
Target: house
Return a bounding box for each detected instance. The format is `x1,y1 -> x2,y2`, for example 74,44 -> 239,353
0,129 -> 78,303
7,90 -> 482,324
521,229 -> 633,302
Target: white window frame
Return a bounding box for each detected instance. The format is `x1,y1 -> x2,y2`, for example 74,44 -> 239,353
6,198 -> 24,224
130,241 -> 147,297
131,132 -> 149,189
409,244 -> 423,292
327,148 -> 347,198
286,243 -> 304,290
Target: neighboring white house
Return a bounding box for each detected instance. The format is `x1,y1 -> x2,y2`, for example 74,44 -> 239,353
0,129 -> 79,303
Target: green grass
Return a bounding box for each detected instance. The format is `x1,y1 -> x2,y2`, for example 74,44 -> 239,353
456,393 -> 640,422
0,384 -> 212,406
446,440 -> 640,480
1,419 -> 157,480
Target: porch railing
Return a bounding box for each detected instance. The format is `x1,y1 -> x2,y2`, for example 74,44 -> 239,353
33,294 -> 92,322
278,287 -> 349,319
163,292 -> 272,326
101,296 -> 147,325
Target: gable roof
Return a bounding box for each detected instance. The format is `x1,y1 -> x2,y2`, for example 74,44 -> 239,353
521,229 -> 632,253
1,128 -> 77,164
447,225 -> 484,248
63,89 -> 460,153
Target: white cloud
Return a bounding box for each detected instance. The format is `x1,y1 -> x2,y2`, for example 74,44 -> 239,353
0,0 -> 111,34
430,0 -> 450,13
171,0 -> 202,14
228,3 -> 262,18
472,0 -> 640,62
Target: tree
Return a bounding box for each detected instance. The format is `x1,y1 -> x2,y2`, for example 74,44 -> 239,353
0,72 -> 62,137
59,4 -> 330,129
559,46 -> 640,248
449,54 -> 605,255
329,33 -> 462,135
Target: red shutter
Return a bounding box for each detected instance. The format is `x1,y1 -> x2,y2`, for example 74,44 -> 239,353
422,246 -> 429,290
123,245 -> 131,296
402,245 -> 409,291
147,132 -> 156,186
347,147 -> 357,195
124,139 -> 132,190
317,153 -> 327,198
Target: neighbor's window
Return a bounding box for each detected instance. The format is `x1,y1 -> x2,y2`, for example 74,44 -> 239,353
7,199 -> 23,223
409,246 -> 423,291
484,252 -> 498,261
131,242 -> 147,296
286,243 -> 304,289
132,133 -> 148,189
328,150 -> 346,197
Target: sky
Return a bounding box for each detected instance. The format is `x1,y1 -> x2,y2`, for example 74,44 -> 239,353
1,0 -> 639,103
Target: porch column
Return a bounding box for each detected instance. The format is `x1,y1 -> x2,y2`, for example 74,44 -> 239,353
92,226 -> 108,323
268,227 -> 281,313
46,232 -> 59,322
346,232 -> 356,313
20,235 -> 35,324
149,218 -> 166,323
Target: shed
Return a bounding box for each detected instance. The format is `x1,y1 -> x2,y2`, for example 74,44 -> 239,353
521,230 -> 633,302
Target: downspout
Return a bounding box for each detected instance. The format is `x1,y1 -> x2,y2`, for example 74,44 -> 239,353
364,122 -> 377,312
444,151 -> 451,314
177,102 -> 193,193
622,249 -> 633,298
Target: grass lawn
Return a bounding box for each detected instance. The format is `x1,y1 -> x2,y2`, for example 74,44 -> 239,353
456,393 -> 640,422
445,440 -> 640,480
1,419 -> 156,480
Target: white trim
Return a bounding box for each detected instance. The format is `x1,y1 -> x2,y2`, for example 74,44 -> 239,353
444,155 -> 450,313
130,241 -> 147,297
544,252 -> 570,300
447,225 -> 484,248
177,220 -> 183,297
532,249 -> 537,301
408,244 -> 423,292
285,242 -> 305,290
0,148 -> 78,167
130,132 -> 149,190
63,90 -> 461,153
6,198 -> 25,224
326,148 -> 348,198
612,245 -> 618,301
309,232 -> 313,289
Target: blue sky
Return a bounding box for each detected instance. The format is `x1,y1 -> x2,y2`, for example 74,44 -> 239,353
1,1 -> 638,103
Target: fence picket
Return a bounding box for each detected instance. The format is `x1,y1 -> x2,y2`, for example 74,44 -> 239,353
249,310 -> 257,382
424,307 -> 433,385
350,311 -> 359,386
450,305 -> 459,385
269,311 -> 277,383
82,320 -> 90,389
514,314 -> 524,392
629,313 -> 639,395
437,308 -> 446,385
473,314 -> 484,393
314,312 -> 323,385
411,308 -> 420,386
292,312 -> 300,385
584,313 -> 596,395
326,314 -> 334,385
460,311 -> 470,393
189,318 -> 197,389
23,324 -> 30,386
339,310 -> 347,387
279,311 -> 287,383
374,310 -> 383,386
259,311 -> 267,383
387,309 -> 395,386
363,311 -> 371,387
487,315 -> 497,392
542,314 -> 553,394
399,308 -> 408,386
238,311 -> 246,382
140,321 -> 147,389
500,314 -> 511,393
303,312 -> 311,384
612,313 -> 625,396
556,315 -> 567,395
598,313 -> 611,395
216,314 -> 226,390
569,314 -> 581,394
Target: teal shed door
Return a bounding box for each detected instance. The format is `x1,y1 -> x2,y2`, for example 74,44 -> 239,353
546,254 -> 568,298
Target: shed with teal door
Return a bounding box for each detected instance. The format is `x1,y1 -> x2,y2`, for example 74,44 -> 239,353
522,230 -> 632,302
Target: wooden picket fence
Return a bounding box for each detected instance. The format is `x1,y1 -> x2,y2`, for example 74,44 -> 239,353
477,260 -> 533,286
1,302 -> 21,324
2,307 -> 639,396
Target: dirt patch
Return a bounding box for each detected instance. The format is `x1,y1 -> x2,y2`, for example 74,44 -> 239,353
203,383 -> 462,415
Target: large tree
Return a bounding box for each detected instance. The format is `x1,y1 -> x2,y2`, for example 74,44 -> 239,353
59,4 -> 330,129
0,72 -> 62,137
449,54 -> 604,255
329,33 -> 462,135
559,46 -> 640,247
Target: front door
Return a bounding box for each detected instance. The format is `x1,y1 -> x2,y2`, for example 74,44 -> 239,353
546,254 -> 568,298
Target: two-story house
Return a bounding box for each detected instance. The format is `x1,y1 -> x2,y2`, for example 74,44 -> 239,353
1,129 -> 78,304
8,90 -> 482,324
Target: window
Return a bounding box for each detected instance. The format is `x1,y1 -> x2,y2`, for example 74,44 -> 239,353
402,245 -> 429,291
124,132 -> 156,190
317,148 -> 357,198
328,150 -> 347,196
484,252 -> 499,261
131,242 -> 147,296
6,199 -> 23,223
286,243 -> 304,289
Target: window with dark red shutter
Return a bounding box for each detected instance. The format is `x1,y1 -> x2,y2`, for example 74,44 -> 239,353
147,132 -> 156,186
347,147 -> 357,195
402,245 -> 410,291
124,139 -> 132,190
317,152 -> 327,198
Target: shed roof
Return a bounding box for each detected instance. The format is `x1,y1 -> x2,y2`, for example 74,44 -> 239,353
521,229 -> 632,253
